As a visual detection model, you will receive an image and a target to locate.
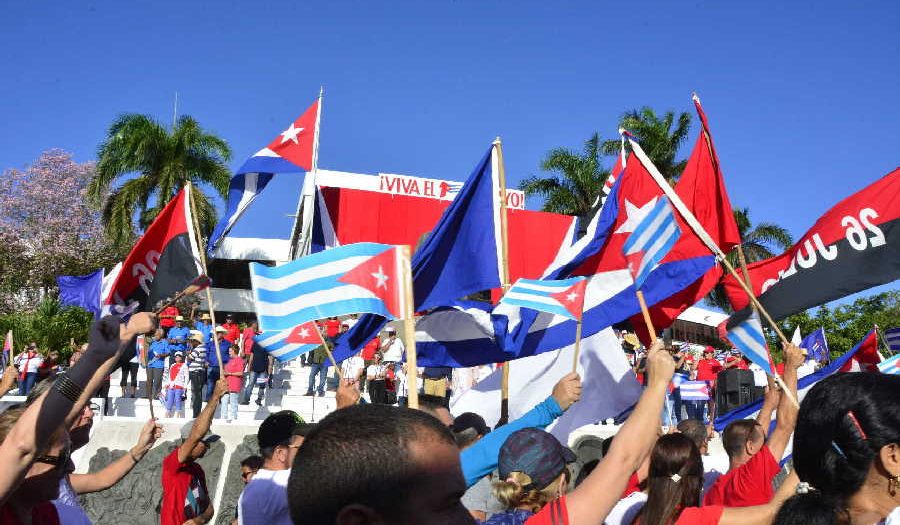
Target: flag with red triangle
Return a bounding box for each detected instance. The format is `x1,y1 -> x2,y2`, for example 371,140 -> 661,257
500,276 -> 588,321
286,321 -> 326,345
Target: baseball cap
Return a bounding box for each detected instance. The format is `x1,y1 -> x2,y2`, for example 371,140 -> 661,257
385,327 -> 396,333
451,412 -> 491,436
498,428 -> 576,491
174,351 -> 184,358
258,410 -> 312,449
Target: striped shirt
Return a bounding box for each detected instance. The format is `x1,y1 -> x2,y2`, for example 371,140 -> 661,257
187,344 -> 207,372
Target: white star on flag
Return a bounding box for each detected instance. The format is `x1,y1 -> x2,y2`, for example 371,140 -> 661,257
298,327 -> 309,338
280,123 -> 304,145
565,291 -> 579,303
614,197 -> 658,235
371,266 -> 389,288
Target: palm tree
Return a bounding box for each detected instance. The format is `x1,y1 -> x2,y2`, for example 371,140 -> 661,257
706,207 -> 794,311
519,133 -> 610,231
89,114 -> 232,247
602,107 -> 692,184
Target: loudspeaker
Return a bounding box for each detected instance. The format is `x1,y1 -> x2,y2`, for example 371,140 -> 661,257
715,369 -> 755,414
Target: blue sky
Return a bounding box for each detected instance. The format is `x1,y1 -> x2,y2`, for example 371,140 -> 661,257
1,1 -> 897,301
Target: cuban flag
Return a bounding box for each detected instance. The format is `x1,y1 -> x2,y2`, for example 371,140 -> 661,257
499,277 -> 587,320
679,380 -> 711,401
208,99 -> 320,254
255,322 -> 324,363
726,311 -> 775,375
622,196 -> 681,289
332,142 -> 506,362
599,138 -> 626,207
250,242 -> 404,332
878,353 -> 900,375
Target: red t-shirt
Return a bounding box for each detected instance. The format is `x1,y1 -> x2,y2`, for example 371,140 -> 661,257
0,502 -> 59,525
676,506 -> 724,524
224,357 -> 245,392
325,319 -> 341,338
703,445 -> 780,507
161,448 -> 210,525
241,327 -> 257,356
160,306 -> 179,328
696,358 -> 723,382
526,495 -> 568,524
222,322 -> 240,343
725,356 -> 750,370
622,472 -> 641,498
362,337 -> 381,360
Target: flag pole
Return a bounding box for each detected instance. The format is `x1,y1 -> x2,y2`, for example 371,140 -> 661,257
635,290 -> 657,343
493,138 -> 513,425
185,183 -> 226,379
398,245 -> 418,409
312,322 -> 343,380
291,87 -> 324,259
571,318 -> 583,374
625,136 -> 789,345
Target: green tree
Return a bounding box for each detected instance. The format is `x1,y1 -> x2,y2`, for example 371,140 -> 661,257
777,291 -> 899,359
602,107 -> 692,183
89,114 -> 232,248
0,298 -> 93,361
519,133 -> 609,230
706,208 -> 794,312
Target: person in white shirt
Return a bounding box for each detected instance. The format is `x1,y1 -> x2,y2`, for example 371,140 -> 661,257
340,352 -> 365,386
380,327 -> 404,364
239,410 -> 314,525
14,343 -> 44,396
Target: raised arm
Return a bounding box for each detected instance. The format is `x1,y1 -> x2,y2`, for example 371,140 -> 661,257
460,372 -> 581,487
0,366 -> 17,398
755,375 -> 781,437
178,379 -> 227,464
71,418 -> 163,493
565,339 -> 675,525
766,344 -> 803,460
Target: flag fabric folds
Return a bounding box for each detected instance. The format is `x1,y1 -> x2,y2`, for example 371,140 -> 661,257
715,328 -> 878,431
103,188 -> 202,316
208,99 -> 320,254
333,143 -> 505,361
254,329 -> 320,363
499,277 -> 587,321
622,196 -> 681,289
57,269 -> 104,319
885,327 -> 900,354
878,353 -> 900,375
799,328 -> 830,363
838,329 -> 882,372
250,242 -> 402,332
726,311 -> 775,375
724,167 -> 900,325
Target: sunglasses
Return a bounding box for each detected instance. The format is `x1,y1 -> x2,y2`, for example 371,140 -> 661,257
35,445 -> 71,470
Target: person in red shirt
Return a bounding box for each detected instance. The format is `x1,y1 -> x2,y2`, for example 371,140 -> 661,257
704,343 -> 804,508
358,336 -> 380,393
724,350 -> 750,370
160,305 -> 180,332
220,314 -> 240,344
160,379 -> 227,525
241,320 -> 260,358
694,347 -> 723,422
627,433 -> 798,525
324,317 -> 341,341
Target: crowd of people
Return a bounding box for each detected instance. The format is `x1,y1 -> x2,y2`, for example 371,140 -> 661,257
0,312 -> 896,525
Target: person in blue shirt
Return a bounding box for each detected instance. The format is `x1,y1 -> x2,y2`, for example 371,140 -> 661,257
193,312 -> 213,343
167,316 -> 191,365
204,326 -> 231,401
146,329 -> 170,401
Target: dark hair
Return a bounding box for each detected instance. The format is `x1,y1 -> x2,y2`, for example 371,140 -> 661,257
240,455 -> 263,471
453,427 -> 480,449
722,419 -> 762,458
774,373 -> 900,525
631,433 -> 703,525
676,419 -> 708,451
287,404 -> 455,524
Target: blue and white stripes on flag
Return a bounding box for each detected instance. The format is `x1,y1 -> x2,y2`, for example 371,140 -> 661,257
208,173 -> 275,254
254,331 -> 318,363
622,196 -> 681,289
877,353 -> 900,375
249,242 -> 399,332
885,327 -> 900,354
727,311 -> 775,375
671,371 -> 690,388
679,380 -> 711,401
499,277 -> 586,320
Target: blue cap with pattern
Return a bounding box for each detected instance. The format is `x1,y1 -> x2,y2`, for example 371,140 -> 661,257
498,428 -> 576,490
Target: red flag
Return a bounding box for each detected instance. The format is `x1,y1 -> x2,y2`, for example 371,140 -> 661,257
550,279 -> 588,321
630,96 -> 741,344
264,100 -> 319,171
337,246 -> 402,318
102,188 -> 202,315
286,322 -> 326,345
839,330 -> 882,372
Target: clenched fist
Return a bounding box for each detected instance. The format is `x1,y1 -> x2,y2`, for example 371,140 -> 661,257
551,372 -> 583,411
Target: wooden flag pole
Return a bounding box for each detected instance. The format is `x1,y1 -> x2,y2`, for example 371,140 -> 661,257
625,136 -> 789,346
635,290 -> 657,343
185,183 -> 226,379
571,319 -> 583,374
493,138 -> 513,425
312,322 -> 343,379
398,245 -> 418,409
